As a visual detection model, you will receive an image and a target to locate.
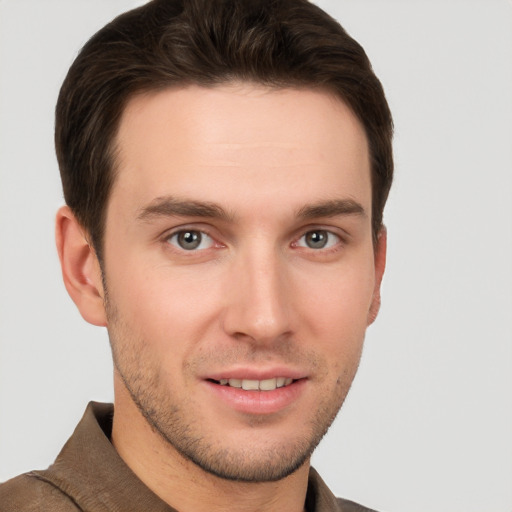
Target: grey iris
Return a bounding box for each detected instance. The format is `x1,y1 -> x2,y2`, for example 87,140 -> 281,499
177,231 -> 202,250
305,230 -> 328,249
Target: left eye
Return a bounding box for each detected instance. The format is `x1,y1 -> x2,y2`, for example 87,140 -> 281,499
167,230 -> 215,251
295,230 -> 340,250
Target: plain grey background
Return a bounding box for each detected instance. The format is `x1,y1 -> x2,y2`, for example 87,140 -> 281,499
0,1 -> 511,511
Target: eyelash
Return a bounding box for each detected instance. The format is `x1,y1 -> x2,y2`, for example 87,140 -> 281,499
292,229 -> 342,251
165,229 -> 218,252
162,227 -> 345,254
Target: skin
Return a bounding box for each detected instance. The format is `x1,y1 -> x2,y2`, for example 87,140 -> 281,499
56,83 -> 386,512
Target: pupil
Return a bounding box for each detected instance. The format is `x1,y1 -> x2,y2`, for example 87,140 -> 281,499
306,230 -> 327,249
178,231 -> 201,250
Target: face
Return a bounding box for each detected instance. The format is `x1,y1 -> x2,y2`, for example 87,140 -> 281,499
101,84 -> 383,482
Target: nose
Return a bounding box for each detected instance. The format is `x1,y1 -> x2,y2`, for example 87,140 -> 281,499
221,246 -> 292,345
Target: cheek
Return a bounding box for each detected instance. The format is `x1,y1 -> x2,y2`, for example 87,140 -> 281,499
296,261 -> 375,334
293,259 -> 375,382
106,264 -> 224,350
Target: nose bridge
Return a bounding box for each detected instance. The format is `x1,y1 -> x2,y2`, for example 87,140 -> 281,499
223,239 -> 291,343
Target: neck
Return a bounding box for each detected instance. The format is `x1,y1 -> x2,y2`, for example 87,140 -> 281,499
111,380 -> 310,512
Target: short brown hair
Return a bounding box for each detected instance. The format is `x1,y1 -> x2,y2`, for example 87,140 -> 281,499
55,0 -> 393,260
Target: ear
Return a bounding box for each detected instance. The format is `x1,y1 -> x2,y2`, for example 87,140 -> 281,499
367,227 -> 387,325
55,206 -> 107,326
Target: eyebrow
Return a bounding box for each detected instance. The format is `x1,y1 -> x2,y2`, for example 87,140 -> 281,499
137,196 -> 233,222
137,196 -> 366,223
296,198 -> 366,220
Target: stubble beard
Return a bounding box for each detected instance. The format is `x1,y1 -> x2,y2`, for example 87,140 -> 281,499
105,298 -> 360,483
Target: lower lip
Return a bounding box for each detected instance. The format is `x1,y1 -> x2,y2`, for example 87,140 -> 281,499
203,379 -> 307,415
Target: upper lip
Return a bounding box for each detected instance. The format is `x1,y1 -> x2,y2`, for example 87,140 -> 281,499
203,367 -> 307,382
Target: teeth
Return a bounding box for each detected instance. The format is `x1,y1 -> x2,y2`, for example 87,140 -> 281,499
259,378 -> 277,391
220,377 -> 294,391
228,378 -> 242,388
242,379 -> 259,391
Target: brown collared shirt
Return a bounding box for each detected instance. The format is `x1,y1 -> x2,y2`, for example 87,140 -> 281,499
0,402 -> 378,512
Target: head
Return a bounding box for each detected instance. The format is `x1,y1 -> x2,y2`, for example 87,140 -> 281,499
55,0 -> 393,486
55,0 -> 393,264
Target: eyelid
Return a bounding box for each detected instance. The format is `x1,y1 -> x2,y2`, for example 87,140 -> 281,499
292,222 -> 348,243
294,229 -> 342,249
167,230 -> 214,251
162,224 -> 224,252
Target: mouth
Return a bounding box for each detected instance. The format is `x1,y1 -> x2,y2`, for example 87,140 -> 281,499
208,377 -> 295,391
204,374 -> 307,414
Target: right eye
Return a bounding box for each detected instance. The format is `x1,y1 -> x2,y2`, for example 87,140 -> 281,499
166,230 -> 215,251
294,229 -> 341,250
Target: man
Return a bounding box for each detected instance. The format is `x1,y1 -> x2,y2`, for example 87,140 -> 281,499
0,0 -> 392,510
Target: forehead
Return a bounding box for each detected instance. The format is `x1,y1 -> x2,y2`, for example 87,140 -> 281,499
112,84 -> 371,217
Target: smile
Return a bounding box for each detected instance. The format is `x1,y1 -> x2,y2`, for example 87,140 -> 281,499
204,376 -> 307,415
214,377 -> 294,391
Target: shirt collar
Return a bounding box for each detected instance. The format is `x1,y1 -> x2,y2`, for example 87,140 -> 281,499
35,401 -> 344,512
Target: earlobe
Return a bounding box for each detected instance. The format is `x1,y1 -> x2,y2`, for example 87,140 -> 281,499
55,206 -> 107,327
367,227 -> 387,326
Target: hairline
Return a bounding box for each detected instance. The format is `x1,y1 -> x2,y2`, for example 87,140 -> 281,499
91,79 -> 380,264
